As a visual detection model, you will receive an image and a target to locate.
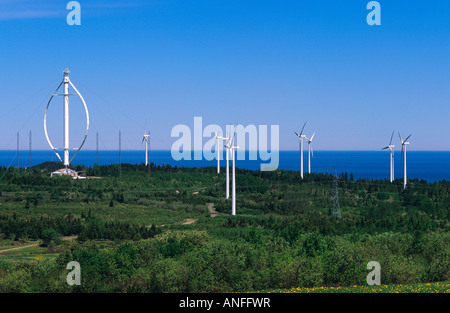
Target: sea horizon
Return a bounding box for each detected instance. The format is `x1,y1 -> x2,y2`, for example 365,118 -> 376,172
1,150 -> 450,183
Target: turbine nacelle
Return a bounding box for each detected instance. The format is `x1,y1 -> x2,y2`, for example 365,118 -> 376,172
142,132 -> 150,143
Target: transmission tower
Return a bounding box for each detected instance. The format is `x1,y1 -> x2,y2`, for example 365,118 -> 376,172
16,132 -> 19,169
330,168 -> 341,218
119,130 -> 122,176
29,130 -> 32,168
96,132 -> 99,164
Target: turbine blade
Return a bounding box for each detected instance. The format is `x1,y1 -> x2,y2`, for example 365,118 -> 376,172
382,146 -> 389,150
404,134 -> 412,142
300,122 -> 306,136
389,130 -> 394,145
230,123 -> 238,147
398,132 -> 403,143
294,131 -> 299,137
310,132 -> 315,141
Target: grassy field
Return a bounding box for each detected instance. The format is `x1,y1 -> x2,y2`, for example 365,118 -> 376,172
0,164 -> 448,293
256,281 -> 450,293
0,244 -> 57,262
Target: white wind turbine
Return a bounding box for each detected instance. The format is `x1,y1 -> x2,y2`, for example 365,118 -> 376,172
215,133 -> 224,174
399,132 -> 412,190
305,132 -> 315,174
294,122 -> 307,178
382,130 -> 395,183
142,129 -> 151,166
44,68 -> 89,177
223,131 -> 232,199
229,126 -> 239,215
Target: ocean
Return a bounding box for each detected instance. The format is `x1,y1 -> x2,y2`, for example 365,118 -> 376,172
1,150 -> 450,183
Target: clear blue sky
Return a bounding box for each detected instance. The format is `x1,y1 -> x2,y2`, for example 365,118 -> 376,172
0,0 -> 448,151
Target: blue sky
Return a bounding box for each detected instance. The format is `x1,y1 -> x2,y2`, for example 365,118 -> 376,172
0,0 -> 448,151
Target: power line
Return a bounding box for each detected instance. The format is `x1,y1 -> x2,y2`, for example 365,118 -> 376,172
29,130 -> 32,168
16,132 -> 19,169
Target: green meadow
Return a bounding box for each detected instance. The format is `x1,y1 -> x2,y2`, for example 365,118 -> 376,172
0,162 -> 448,293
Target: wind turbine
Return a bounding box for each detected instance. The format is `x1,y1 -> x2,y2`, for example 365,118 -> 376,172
228,126 -> 239,215
294,122 -> 307,178
142,129 -> 151,166
223,131 -> 232,199
44,68 -> 89,177
305,132 -> 315,174
382,130 -> 395,183
399,132 -> 412,190
215,134 -> 224,174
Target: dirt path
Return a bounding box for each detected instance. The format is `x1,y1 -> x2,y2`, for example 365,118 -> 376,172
181,218 -> 198,225
0,236 -> 77,254
208,203 -> 219,217
179,203 -> 218,225
0,243 -> 39,254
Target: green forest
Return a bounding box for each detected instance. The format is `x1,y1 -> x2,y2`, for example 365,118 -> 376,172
0,162 -> 448,292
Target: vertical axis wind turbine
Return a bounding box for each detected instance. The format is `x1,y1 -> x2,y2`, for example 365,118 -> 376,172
294,122 -> 307,178
399,132 -> 412,190
44,69 -> 89,176
382,130 -> 395,183
305,132 -> 315,174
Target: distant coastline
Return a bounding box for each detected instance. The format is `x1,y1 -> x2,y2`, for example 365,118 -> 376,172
1,150 -> 450,183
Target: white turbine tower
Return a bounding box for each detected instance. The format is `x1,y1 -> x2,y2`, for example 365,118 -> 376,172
142,130 -> 151,166
294,122 -> 307,178
305,132 -> 315,174
44,68 -> 89,177
223,133 -> 231,199
215,134 -> 223,174
399,132 -> 412,190
382,130 -> 395,183
231,141 -> 239,216
227,126 -> 239,215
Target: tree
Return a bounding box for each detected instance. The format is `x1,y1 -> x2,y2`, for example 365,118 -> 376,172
41,228 -> 62,247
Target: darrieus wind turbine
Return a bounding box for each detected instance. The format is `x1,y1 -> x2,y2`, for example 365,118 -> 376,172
44,69 -> 89,177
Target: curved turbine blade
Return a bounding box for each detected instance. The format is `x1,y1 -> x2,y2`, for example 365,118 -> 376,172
389,130 -> 394,145
230,123 -> 238,147
404,134 -> 412,142
300,122 -> 306,136
398,132 -> 403,143
310,132 -> 315,141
